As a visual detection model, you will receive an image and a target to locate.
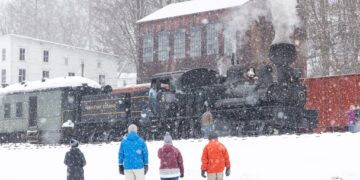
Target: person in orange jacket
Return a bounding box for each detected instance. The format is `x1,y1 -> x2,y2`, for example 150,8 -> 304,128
201,131 -> 230,180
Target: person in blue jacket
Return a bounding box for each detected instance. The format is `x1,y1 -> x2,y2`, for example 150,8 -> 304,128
118,124 -> 149,180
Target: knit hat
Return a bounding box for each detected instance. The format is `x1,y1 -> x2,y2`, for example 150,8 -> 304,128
70,138 -> 79,147
128,124 -> 138,133
208,131 -> 218,140
163,132 -> 172,144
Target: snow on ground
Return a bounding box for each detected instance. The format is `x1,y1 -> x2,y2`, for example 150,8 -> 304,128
0,132 -> 359,180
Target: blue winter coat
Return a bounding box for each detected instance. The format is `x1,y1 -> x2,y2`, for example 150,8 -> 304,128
118,132 -> 149,170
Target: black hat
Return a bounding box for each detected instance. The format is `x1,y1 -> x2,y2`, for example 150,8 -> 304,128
70,138 -> 79,147
208,131 -> 218,140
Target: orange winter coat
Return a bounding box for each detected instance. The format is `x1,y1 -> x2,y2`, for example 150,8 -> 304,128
201,139 -> 231,173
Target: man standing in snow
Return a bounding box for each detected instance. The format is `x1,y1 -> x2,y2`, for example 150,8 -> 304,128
201,132 -> 231,180
118,124 -> 149,180
158,132 -> 184,180
201,109 -> 214,139
64,139 -> 86,180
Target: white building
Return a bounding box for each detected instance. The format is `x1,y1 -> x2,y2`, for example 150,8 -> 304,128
0,34 -> 120,87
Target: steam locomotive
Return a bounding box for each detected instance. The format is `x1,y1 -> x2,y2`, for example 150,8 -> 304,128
0,43 -> 317,144
143,43 -> 317,138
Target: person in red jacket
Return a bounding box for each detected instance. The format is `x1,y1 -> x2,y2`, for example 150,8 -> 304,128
201,131 -> 230,180
158,132 -> 184,180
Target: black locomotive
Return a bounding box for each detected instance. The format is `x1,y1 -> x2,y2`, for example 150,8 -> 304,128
135,43 -> 317,139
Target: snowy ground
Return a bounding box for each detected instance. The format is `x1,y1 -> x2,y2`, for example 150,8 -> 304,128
0,132 -> 359,180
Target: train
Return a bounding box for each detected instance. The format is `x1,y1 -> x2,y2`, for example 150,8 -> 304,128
0,43 -> 318,144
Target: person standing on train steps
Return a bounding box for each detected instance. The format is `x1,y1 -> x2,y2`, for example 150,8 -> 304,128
149,84 -> 158,114
158,132 -> 184,180
347,105 -> 356,133
119,124 -> 149,180
201,131 -> 230,180
64,138 -> 86,180
201,109 -> 214,139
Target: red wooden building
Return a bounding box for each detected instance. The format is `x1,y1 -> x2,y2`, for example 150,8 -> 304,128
305,74 -> 360,132
137,0 -> 306,82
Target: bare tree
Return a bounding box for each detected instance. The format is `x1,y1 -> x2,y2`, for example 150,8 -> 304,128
301,0 -> 360,77
91,0 -> 188,72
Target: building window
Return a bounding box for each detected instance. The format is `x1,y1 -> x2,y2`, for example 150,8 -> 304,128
224,33 -> 236,57
190,27 -> 201,57
174,29 -> 185,59
43,50 -> 49,62
64,57 -> 69,65
2,48 -> 6,61
1,69 -> 5,84
18,69 -> 26,82
42,71 -> 49,79
19,48 -> 25,61
4,103 -> 10,118
99,75 -> 105,85
207,24 -> 219,55
158,31 -> 169,61
97,61 -> 101,68
143,34 -> 153,62
68,72 -> 75,76
16,102 -> 23,117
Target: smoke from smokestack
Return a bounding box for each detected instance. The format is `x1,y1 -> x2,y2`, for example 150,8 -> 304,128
266,0 -> 300,44
219,0 -> 300,73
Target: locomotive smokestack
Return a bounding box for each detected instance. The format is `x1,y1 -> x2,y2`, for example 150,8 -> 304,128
269,43 -> 297,66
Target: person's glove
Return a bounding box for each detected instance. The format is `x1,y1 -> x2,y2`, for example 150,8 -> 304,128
119,165 -> 124,175
144,165 -> 148,175
225,167 -> 231,176
201,170 -> 206,178
180,173 -> 184,178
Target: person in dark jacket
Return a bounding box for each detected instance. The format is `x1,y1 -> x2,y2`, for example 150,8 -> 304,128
118,124 -> 149,180
64,139 -> 86,180
158,132 -> 184,180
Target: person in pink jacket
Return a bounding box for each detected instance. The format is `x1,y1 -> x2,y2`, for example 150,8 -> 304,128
348,105 -> 356,132
158,132 -> 184,180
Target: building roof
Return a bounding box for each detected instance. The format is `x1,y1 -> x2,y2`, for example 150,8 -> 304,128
0,76 -> 101,94
137,0 -> 250,23
4,34 -> 118,58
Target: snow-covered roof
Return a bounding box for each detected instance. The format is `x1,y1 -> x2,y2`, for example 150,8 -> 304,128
5,34 -> 118,57
0,76 -> 101,95
137,0 -> 250,23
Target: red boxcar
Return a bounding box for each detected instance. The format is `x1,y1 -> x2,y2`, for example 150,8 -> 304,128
304,74 -> 360,132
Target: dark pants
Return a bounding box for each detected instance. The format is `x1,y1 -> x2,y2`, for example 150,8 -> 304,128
67,167 -> 84,180
161,177 -> 179,180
